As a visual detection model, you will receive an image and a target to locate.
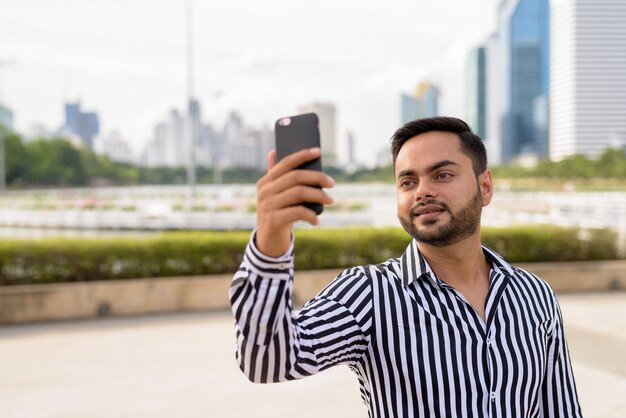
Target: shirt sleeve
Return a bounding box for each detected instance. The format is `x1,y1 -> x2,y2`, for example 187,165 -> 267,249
540,296 -> 583,417
229,230 -> 373,383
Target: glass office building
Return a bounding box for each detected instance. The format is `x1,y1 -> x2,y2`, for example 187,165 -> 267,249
401,93 -> 420,125
467,46 -> 487,139
0,104 -> 13,130
417,83 -> 439,119
400,82 -> 439,126
504,0 -> 550,161
64,102 -> 100,150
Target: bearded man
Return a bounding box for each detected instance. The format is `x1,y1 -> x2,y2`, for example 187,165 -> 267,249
229,116 -> 582,418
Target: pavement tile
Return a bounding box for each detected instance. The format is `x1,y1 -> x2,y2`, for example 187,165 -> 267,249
0,292 -> 625,417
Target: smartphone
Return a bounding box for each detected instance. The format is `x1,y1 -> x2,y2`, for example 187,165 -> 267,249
274,112 -> 324,215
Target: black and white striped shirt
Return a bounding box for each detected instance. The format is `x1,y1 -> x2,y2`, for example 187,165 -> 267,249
230,232 -> 582,418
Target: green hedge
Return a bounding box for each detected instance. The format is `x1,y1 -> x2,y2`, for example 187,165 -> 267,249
0,231 -> 251,286
0,226 -> 619,286
295,226 -> 618,267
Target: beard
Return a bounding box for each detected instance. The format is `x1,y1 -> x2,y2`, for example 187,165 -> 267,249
398,187 -> 483,247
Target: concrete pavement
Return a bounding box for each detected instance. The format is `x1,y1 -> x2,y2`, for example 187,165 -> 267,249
0,292 -> 625,418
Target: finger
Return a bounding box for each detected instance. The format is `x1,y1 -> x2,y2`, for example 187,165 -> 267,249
261,169 -> 334,200
266,147 -> 321,180
270,205 -> 320,226
257,200 -> 320,233
265,185 -> 334,210
267,150 -> 277,171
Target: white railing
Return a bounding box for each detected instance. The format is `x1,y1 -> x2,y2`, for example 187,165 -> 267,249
0,186 -> 624,253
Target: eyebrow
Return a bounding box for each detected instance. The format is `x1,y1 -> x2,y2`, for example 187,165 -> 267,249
396,159 -> 460,179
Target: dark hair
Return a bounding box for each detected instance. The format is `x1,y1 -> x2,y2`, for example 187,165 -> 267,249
390,116 -> 487,176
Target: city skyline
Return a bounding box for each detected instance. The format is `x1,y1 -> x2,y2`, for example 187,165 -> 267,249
0,0 -> 498,166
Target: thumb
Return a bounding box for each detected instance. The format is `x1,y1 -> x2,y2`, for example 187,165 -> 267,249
267,150 -> 277,171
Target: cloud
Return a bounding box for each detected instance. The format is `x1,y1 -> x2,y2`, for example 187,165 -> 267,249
229,52 -> 281,74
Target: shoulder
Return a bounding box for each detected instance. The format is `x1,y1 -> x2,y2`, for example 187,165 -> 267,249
317,258 -> 402,299
484,245 -> 558,305
510,265 -> 555,292
338,257 -> 402,280
365,257 -> 404,285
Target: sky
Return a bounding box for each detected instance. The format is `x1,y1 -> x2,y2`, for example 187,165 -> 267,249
0,0 -> 499,165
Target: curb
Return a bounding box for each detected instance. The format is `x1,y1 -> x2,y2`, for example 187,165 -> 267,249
1,261 -> 626,325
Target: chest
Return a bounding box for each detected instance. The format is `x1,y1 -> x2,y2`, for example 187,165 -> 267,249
361,277 -> 555,414
446,278 -> 490,320
371,276 -> 553,348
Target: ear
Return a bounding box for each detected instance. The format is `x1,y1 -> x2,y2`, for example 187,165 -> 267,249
478,170 -> 494,207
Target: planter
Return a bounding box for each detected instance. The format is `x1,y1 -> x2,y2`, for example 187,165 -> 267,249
1,261 -> 625,325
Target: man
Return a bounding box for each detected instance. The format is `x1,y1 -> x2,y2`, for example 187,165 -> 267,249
230,117 -> 582,417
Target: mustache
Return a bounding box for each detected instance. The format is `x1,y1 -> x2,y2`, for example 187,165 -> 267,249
409,200 -> 450,217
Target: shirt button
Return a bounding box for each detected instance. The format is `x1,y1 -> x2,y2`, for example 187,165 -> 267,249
491,392 -> 496,401
486,338 -> 491,346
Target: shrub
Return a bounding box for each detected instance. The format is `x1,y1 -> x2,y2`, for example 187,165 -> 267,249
481,226 -> 618,262
0,231 -> 250,285
0,226 -> 619,286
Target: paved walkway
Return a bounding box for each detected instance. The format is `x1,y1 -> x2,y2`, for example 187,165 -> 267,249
0,292 -> 625,418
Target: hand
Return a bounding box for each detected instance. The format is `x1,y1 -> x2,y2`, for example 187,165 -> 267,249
255,147 -> 335,257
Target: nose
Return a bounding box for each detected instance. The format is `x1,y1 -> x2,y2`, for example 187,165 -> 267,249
414,178 -> 436,202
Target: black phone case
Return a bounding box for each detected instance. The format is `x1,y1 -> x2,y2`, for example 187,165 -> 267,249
274,113 -> 324,215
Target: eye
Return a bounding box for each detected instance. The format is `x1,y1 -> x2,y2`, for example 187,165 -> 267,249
436,172 -> 453,180
399,179 -> 415,188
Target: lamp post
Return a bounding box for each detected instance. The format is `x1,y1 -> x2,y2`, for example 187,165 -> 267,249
186,0 -> 196,198
184,0 -> 198,228
0,58 -> 16,193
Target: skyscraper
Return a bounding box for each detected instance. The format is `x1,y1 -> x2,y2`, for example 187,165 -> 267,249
400,82 -> 440,124
484,30 -> 505,166
0,103 -> 12,130
466,46 -> 487,139
416,82 -> 439,118
401,93 -> 420,125
484,0 -> 550,164
298,102 -> 338,167
63,102 -> 100,149
508,0 -> 550,161
143,109 -> 185,167
94,131 -> 135,164
550,0 -> 626,160
347,131 -> 357,167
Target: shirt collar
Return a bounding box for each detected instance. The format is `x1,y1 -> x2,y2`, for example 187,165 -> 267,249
399,239 -> 517,287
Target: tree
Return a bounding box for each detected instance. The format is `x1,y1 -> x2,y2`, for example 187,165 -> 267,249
3,130 -> 28,186
24,139 -> 86,186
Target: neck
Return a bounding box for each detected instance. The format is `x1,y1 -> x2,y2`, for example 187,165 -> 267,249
417,233 -> 490,286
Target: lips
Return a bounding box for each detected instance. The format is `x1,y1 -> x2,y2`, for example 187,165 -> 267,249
412,205 -> 446,217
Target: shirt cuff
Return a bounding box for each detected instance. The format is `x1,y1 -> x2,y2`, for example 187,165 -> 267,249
244,228 -> 295,272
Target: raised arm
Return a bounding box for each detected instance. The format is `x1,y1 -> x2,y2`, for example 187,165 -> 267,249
229,148 -> 372,383
230,236 -> 372,383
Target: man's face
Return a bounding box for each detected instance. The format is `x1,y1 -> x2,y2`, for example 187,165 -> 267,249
395,131 -> 493,247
